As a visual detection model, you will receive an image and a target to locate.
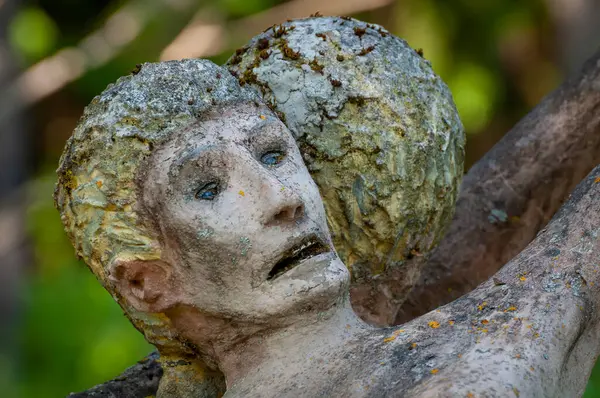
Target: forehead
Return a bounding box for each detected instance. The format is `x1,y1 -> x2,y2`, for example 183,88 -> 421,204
176,102 -> 283,146
147,102 -> 289,173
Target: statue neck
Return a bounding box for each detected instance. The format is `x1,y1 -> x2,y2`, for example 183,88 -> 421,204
213,296 -> 370,387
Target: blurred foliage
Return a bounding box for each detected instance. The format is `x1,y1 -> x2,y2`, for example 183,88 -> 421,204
4,0 -> 600,396
8,6 -> 58,61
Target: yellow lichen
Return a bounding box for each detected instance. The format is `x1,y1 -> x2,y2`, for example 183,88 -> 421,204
428,321 -> 440,329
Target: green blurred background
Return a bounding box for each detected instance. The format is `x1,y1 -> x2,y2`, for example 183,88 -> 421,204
0,0 -> 599,396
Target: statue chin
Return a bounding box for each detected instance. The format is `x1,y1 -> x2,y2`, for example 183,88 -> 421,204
260,253 -> 351,315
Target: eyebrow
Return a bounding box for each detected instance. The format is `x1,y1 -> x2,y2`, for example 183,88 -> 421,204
246,118 -> 272,137
166,117 -> 279,181
167,145 -> 212,184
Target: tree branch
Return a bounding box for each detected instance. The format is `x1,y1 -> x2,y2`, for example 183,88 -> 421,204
396,46 -> 600,323
68,352 -> 162,397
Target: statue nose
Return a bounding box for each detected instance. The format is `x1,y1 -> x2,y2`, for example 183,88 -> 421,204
260,178 -> 305,227
239,152 -> 306,226
267,200 -> 305,226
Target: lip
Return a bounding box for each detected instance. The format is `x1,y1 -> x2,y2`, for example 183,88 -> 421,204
279,251 -> 337,282
266,233 -> 332,281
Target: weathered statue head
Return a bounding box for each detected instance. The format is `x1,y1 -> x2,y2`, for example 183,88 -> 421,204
54,59 -> 349,373
227,17 -> 464,321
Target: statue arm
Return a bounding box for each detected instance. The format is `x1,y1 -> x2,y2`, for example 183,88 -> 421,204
401,163 -> 600,397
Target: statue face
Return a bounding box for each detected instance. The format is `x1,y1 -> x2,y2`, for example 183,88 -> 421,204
141,102 -> 350,324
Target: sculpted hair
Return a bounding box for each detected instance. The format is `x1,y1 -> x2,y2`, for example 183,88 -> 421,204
54,59 -> 260,356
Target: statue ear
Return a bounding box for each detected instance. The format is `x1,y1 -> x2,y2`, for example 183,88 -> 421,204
109,259 -> 173,313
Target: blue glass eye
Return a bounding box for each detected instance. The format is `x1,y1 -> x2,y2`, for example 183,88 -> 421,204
261,151 -> 285,167
195,182 -> 218,200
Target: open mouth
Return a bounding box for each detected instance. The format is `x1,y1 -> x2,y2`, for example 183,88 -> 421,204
267,235 -> 330,281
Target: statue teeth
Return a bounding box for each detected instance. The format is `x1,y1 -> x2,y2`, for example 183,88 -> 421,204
293,240 -> 317,257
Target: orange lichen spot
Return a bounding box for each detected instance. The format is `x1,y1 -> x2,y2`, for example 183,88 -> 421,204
481,329 -> 488,333
519,275 -> 527,282
428,321 -> 440,329
448,320 -> 455,326
515,353 -> 521,359
481,319 -> 489,325
346,324 -> 351,329
430,369 -> 439,374
457,353 -> 462,358
594,176 -> 600,183
466,393 -> 474,398
533,332 -> 540,338
96,180 -> 103,188
259,114 -> 266,120
506,306 -> 517,312
383,335 -> 396,343
410,342 -> 417,349
477,301 -> 487,311
526,324 -> 532,329
530,366 -> 535,372
239,190 -> 245,196
383,329 -> 405,342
